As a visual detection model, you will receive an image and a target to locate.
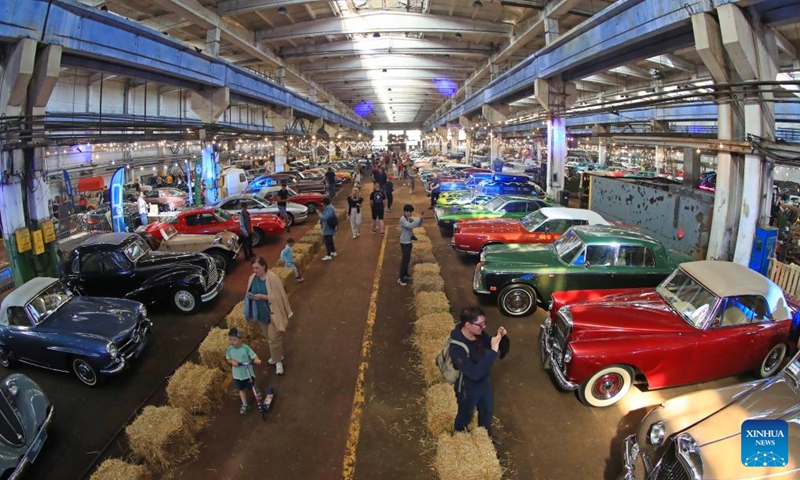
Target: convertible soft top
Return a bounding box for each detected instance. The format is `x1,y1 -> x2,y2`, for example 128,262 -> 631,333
0,277 -> 59,326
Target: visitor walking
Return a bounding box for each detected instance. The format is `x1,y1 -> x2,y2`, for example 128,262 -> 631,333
347,187 -> 364,239
277,182 -> 291,232
244,256 -> 293,376
325,168 -> 337,198
239,203 -> 254,260
320,197 -> 338,261
397,204 -> 424,286
369,182 -> 386,237
137,191 -> 148,226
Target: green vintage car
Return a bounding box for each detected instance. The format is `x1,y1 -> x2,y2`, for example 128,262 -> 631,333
473,225 -> 695,316
435,195 -> 554,231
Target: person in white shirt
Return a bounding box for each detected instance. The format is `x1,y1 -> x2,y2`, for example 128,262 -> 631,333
137,191 -> 149,226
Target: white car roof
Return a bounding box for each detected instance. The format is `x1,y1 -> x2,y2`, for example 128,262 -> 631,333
538,207 -> 610,224
0,277 -> 60,326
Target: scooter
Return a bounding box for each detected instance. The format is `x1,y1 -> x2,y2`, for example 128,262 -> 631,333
239,362 -> 275,420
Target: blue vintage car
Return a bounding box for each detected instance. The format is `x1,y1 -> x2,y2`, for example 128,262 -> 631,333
0,373 -> 53,479
0,277 -> 151,386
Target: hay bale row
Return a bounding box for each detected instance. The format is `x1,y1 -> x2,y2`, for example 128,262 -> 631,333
90,459 -> 151,480
126,406 -> 198,470
411,242 -> 436,264
425,383 -> 458,438
414,291 -> 450,318
271,267 -> 297,295
225,302 -> 260,341
415,312 -> 456,340
413,263 -> 440,277
434,428 -> 502,480
412,273 -> 445,294
198,328 -> 231,371
298,230 -> 323,253
291,242 -> 314,259
413,333 -> 446,385
166,362 -> 224,416
413,226 -> 426,236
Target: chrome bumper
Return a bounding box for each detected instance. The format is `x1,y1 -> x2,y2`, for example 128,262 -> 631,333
9,405 -> 55,480
539,321 -> 578,390
201,271 -> 225,302
620,435 -> 639,480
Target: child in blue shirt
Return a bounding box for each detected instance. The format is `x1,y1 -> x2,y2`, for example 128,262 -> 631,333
225,327 -> 261,414
280,237 -> 305,282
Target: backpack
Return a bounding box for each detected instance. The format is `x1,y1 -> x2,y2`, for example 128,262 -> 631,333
436,338 -> 469,386
326,213 -> 339,230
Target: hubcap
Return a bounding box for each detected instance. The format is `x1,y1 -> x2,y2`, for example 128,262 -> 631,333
592,373 -> 623,400
504,289 -> 532,315
251,231 -> 262,245
765,348 -> 781,373
212,254 -> 226,271
75,360 -> 96,385
175,290 -> 196,311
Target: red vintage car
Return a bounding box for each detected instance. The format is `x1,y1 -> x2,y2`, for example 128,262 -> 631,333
540,260 -> 794,407
143,207 -> 284,245
256,186 -> 324,213
451,207 -> 609,255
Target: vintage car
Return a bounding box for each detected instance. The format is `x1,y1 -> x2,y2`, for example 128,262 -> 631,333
474,226 -> 695,316
540,261 -> 793,408
620,355 -> 800,480
79,202 -> 142,232
0,373 -> 53,478
256,185 -> 324,213
437,181 -> 544,206
137,224 -> 240,271
143,207 -> 285,245
64,233 -> 224,314
216,193 -> 308,226
451,207 -> 610,255
144,187 -> 188,212
0,276 -> 151,385
435,195 -> 553,231
248,173 -> 325,194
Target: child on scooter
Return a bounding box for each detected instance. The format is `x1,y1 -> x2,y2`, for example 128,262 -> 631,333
226,327 -> 262,415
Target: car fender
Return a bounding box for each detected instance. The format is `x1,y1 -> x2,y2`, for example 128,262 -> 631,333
566,336 -> 682,386
127,268 -> 205,303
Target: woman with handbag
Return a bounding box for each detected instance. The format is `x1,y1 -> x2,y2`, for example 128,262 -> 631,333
244,255 -> 293,375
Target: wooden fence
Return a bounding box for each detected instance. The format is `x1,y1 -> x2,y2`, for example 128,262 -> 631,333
769,258 -> 800,301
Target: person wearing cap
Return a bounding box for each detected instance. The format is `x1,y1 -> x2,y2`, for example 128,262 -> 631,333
225,327 -> 262,415
397,204 -> 424,286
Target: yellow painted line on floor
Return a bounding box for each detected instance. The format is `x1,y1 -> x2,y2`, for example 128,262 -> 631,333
342,226 -> 388,480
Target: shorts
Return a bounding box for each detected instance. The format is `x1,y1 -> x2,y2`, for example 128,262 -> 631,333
234,377 -> 254,391
371,208 -> 384,220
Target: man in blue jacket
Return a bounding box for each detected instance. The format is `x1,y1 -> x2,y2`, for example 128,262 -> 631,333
449,306 -> 506,442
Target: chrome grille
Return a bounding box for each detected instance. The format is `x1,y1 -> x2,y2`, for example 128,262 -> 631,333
650,440 -> 690,480
553,313 -> 571,348
207,262 -> 219,289
119,322 -> 145,356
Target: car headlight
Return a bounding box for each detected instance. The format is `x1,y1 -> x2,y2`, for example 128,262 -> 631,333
563,345 -> 572,363
4,379 -> 18,397
139,305 -> 147,318
648,421 -> 666,446
480,251 -> 487,263
107,342 -> 118,359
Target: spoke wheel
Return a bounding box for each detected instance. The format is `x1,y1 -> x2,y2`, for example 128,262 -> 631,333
208,251 -> 228,272
172,288 -> 200,314
285,213 -> 294,227
579,365 -> 633,407
758,343 -> 787,378
72,357 -> 100,387
306,203 -> 317,214
498,284 -> 537,317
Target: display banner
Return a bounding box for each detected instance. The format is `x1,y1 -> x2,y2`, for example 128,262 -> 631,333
110,167 -> 127,233
62,169 -> 75,205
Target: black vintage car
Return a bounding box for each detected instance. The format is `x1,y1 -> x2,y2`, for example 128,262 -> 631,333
79,202 -> 142,232
63,233 -> 225,314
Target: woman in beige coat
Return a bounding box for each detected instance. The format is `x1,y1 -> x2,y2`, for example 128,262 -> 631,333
244,255 -> 293,375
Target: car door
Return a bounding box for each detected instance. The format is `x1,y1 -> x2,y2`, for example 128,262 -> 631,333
195,212 -> 227,235
500,201 -> 527,218
565,244 -> 618,291
613,245 -> 662,288
181,213 -> 203,234
101,251 -> 138,295
72,251 -> 108,296
4,306 -> 50,366
715,295 -> 785,370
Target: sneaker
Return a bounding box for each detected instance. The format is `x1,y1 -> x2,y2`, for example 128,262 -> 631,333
371,229 -> 377,234
490,435 -> 503,446
331,252 -> 338,257
356,233 -> 360,238
353,235 -> 357,239
267,356 -> 285,365
387,208 -> 392,212
297,277 -> 305,283
275,361 -> 285,375
240,403 -> 250,415
322,255 -> 333,261
402,276 -> 412,282
398,278 -> 408,286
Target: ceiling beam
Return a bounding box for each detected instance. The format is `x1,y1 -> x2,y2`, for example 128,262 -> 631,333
217,0 -> 320,16
310,69 -> 469,82
279,37 -> 494,59
298,55 -> 476,73
609,65 -> 652,79
255,11 -> 513,42
772,26 -> 798,59
581,73 -> 619,85
325,79 -> 448,90
138,13 -> 192,32
646,54 -> 696,73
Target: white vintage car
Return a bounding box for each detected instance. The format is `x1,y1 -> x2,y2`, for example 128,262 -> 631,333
215,193 -> 308,226
138,224 -> 240,271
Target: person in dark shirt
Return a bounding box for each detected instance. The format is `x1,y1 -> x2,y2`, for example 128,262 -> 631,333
277,182 -> 291,232
369,182 -> 386,237
325,168 -> 337,198
429,173 -> 441,209
385,178 -> 394,212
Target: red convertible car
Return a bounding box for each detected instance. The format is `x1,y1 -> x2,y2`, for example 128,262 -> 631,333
256,185 -> 324,213
540,261 -> 794,407
451,207 -> 609,255
143,207 -> 285,245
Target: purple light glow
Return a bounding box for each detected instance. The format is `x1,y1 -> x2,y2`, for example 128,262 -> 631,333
354,101 -> 374,117
433,78 -> 457,98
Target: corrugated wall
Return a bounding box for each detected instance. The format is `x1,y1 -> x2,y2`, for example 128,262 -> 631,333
590,176 -> 713,259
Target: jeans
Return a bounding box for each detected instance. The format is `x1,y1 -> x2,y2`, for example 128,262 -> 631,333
410,176 -> 415,192
454,386 -> 493,435
328,183 -> 336,198
430,190 -> 440,207
323,234 -> 336,256
241,234 -> 253,259
386,192 -> 394,210
140,213 -> 148,226
399,243 -> 412,280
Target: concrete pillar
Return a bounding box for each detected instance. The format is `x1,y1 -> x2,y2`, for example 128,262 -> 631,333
189,87 -> 229,123
654,145 -> 665,171
547,116 -> 566,197
206,28 -> 221,57
1,39 -> 36,112
490,133 -> 501,162
276,67 -> 286,86
30,45 -> 61,108
459,116 -> 472,166
598,141 -> 608,166
544,17 -> 559,45
683,148 -> 701,188
273,139 -> 287,173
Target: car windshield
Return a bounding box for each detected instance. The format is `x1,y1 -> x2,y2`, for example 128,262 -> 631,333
656,268 -> 719,328
483,197 -> 505,211
215,209 -> 232,221
520,210 -> 547,232
124,237 -> 150,262
28,282 -> 72,324
554,230 -> 584,264
161,225 -> 178,240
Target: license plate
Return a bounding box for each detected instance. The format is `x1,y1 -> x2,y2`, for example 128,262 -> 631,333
27,431 -> 47,464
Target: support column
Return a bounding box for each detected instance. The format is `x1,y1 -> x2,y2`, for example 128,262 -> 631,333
683,148 -> 702,188
459,116 -> 472,166
534,77 -> 576,198
273,140 -> 287,173
482,103 -> 508,164
592,124 -> 608,166
544,17 -> 559,45
189,87 -> 229,123
268,107 -> 295,171
654,145 -> 665,171
205,27 -> 221,57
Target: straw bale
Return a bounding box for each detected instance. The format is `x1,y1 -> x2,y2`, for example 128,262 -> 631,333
298,231 -> 322,253
271,267 -> 297,295
413,263 -> 441,277
415,312 -> 456,340
425,383 -> 458,438
413,332 -> 446,384
198,328 -> 231,371
167,362 -> 224,416
411,243 -> 436,264
292,242 -> 314,258
413,227 -> 427,236
224,302 -> 260,341
414,291 -> 450,318
434,428 -> 502,480
412,274 -> 445,294
126,406 -> 197,469
292,252 -> 310,272
89,459 -> 151,480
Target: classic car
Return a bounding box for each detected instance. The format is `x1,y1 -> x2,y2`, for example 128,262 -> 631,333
216,193 -> 308,226
79,202 -> 142,232
437,181 -> 544,206
248,173 -> 325,193
620,355 -> 800,480
256,185 -> 324,213
540,261 -> 793,408
475,226 -> 695,316
0,373 -> 53,478
435,195 -> 553,232
0,276 -> 151,385
451,207 -> 610,255
64,233 -> 225,314
137,224 -> 240,271
145,187 -> 188,212
143,207 -> 285,245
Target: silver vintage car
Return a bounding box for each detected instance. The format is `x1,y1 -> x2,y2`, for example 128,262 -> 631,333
138,224 -> 240,272
215,194 -> 308,227
0,374 -> 53,479
620,352 -> 800,479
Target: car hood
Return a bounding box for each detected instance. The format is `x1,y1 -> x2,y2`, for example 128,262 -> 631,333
569,291 -> 695,337
40,297 -> 138,343
139,250 -> 208,272
457,218 -> 521,234
163,231 -> 234,250
439,205 -> 485,216
483,243 -> 556,268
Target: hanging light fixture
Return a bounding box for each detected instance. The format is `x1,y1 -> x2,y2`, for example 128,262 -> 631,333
277,6 -> 288,15
472,0 -> 482,9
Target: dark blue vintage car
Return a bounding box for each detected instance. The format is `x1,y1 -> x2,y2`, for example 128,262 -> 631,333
0,374 -> 53,479
0,277 -> 151,386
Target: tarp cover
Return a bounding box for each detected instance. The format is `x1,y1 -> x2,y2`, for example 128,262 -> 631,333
76,176 -> 104,192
